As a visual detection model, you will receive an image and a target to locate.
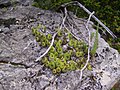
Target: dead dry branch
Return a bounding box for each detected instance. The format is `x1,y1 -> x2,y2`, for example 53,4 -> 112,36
61,1 -> 116,38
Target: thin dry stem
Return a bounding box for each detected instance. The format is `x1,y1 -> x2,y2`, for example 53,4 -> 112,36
61,1 -> 116,38
22,40 -> 33,52
35,32 -> 57,62
35,8 -> 67,62
60,7 -> 67,29
79,11 -> 95,80
63,7 -> 81,40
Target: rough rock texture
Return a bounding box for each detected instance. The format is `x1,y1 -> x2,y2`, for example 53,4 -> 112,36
0,0 -> 120,90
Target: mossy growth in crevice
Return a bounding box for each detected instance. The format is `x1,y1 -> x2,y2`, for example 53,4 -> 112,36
31,25 -> 92,75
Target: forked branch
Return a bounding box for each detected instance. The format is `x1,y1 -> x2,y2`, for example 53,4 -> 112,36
61,1 -> 117,38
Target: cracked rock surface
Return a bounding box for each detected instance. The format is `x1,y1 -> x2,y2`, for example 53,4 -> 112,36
0,1 -> 120,90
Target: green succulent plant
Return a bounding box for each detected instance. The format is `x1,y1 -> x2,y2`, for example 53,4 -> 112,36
54,52 -> 58,57
58,62 -> 65,70
58,39 -> 62,44
61,66 -> 67,73
52,69 -> 57,74
62,37 -> 67,45
80,57 -> 86,63
41,57 -> 48,64
67,33 -> 72,39
45,39 -> 50,46
37,24 -> 42,29
36,36 -> 40,42
49,46 -> 56,53
56,46 -> 63,53
56,41 -> 61,48
55,58 -> 62,67
41,41 -> 46,47
43,25 -> 46,31
48,61 -> 56,69
80,64 -> 84,69
61,58 -> 67,64
73,40 -> 78,48
49,53 -> 55,60
68,50 -> 73,56
77,40 -> 82,45
39,25 -> 46,33
82,43 -> 88,50
57,29 -> 63,37
75,47 -> 79,51
33,0 -> 120,54
47,33 -> 52,40
66,64 -> 70,71
84,46 -> 88,53
41,34 -> 47,41
32,27 -> 37,36
76,58 -> 85,66
35,31 -> 41,37
68,39 -> 74,47
64,52 -> 71,60
87,63 -> 92,70
76,51 -> 83,57
56,67 -> 61,73
58,53 -> 64,59
38,42 -> 41,46
69,60 -> 77,70
32,25 -> 92,75
44,60 -> 49,67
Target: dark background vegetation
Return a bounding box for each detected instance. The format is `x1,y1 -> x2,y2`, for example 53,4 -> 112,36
32,0 -> 120,52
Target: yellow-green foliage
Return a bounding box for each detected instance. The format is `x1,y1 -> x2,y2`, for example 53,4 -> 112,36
76,51 -> 83,57
32,25 -> 92,74
90,32 -> 95,41
57,28 -> 63,37
47,34 -> 52,40
87,63 -> 92,71
90,28 -> 98,56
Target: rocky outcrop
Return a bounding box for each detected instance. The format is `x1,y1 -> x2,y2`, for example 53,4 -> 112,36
0,0 -> 120,90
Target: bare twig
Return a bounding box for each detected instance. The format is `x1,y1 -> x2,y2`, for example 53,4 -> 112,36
63,7 -> 81,40
79,11 -> 95,80
73,11 -> 95,90
71,15 -> 106,35
35,8 -> 68,62
66,12 -> 86,40
61,1 -> 117,38
22,40 -> 33,52
60,8 -> 67,29
35,32 -> 57,62
64,25 -> 80,40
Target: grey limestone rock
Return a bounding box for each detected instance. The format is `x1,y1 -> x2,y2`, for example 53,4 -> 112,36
0,1 -> 119,90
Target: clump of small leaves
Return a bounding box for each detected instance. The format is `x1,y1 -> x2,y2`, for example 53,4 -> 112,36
32,25 -> 92,74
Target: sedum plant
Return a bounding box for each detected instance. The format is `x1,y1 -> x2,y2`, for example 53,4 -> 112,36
32,25 -> 92,74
